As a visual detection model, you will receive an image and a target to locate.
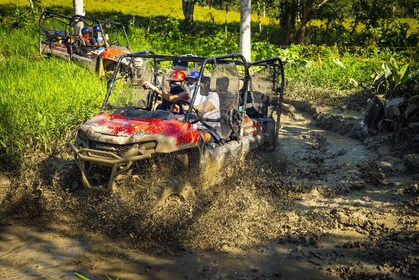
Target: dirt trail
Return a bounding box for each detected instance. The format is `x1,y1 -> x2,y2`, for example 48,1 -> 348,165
0,104 -> 418,279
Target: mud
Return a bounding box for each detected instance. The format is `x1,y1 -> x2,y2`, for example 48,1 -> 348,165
0,102 -> 418,280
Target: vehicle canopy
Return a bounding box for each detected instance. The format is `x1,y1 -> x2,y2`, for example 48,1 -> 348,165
38,11 -> 72,44
70,14 -> 130,50
101,51 -> 285,141
38,11 -> 131,55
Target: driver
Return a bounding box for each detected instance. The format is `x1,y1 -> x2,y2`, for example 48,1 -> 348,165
142,70 -> 190,111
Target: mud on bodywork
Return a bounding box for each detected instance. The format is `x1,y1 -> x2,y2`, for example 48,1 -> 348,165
66,52 -> 285,196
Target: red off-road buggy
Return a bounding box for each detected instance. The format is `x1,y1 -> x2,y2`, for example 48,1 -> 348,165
61,51 -> 284,202
38,11 -> 140,76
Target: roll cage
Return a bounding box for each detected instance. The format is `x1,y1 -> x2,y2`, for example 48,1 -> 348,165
101,51 -> 285,141
38,11 -> 131,55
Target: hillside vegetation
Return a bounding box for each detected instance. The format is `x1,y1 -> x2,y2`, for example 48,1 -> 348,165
1,0 -> 269,24
0,1 -> 418,171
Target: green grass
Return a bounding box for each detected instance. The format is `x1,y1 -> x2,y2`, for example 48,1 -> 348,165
0,0 -> 271,25
0,28 -> 103,167
309,18 -> 419,36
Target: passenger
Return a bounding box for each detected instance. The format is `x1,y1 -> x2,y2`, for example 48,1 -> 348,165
54,31 -> 63,43
142,70 -> 190,111
192,90 -> 221,143
186,71 -> 206,106
90,25 -> 106,50
80,27 -> 92,46
183,74 -> 221,143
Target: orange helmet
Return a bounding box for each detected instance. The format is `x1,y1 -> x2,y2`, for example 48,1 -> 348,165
168,70 -> 186,81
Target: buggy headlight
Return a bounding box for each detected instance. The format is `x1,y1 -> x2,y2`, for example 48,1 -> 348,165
75,129 -> 89,147
77,129 -> 88,141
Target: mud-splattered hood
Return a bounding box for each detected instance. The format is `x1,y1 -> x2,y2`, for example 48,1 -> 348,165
78,113 -> 200,152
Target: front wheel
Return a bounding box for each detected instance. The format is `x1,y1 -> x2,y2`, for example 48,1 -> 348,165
56,159 -> 82,192
150,177 -> 195,207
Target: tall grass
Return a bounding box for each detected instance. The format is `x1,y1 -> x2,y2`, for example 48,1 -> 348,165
0,28 -> 103,169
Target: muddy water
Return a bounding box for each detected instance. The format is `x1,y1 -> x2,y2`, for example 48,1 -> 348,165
0,106 -> 418,279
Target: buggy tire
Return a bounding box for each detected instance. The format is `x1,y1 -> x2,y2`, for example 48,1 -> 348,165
57,160 -> 82,192
151,177 -> 195,206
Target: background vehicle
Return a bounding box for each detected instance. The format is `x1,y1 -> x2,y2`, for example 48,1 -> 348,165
63,51 -> 285,202
38,11 -> 138,76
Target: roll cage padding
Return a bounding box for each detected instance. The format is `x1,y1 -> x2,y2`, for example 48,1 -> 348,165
214,77 -> 240,140
247,78 -> 272,118
200,76 -> 211,96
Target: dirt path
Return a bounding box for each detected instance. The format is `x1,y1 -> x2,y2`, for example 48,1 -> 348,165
0,104 -> 417,279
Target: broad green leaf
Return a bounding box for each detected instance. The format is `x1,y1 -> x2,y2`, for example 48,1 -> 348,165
398,64 -> 410,86
75,272 -> 90,280
408,122 -> 419,128
389,57 -> 399,71
381,64 -> 392,79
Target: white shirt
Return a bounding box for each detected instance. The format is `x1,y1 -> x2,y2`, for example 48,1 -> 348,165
194,92 -> 221,132
189,85 -> 206,106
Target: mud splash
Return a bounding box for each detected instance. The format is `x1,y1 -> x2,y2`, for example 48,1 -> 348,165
0,102 -> 418,279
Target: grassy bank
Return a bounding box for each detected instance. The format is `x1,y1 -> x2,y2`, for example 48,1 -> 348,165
0,28 -> 103,169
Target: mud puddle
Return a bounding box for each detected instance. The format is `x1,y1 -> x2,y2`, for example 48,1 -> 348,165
0,103 -> 418,279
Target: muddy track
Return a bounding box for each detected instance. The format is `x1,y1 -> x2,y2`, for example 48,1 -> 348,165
0,102 -> 418,279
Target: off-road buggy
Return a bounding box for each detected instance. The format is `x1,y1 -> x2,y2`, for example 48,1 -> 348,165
39,11 -> 139,76
62,51 -> 284,202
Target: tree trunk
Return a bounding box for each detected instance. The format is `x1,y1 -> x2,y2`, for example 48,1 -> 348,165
279,0 -> 297,45
73,0 -> 85,34
225,5 -> 229,36
240,0 -> 252,62
182,0 -> 196,29
29,0 -> 34,9
73,0 -> 84,16
296,1 -> 310,43
296,0 -> 330,43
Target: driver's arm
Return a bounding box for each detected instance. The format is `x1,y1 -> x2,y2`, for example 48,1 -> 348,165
143,82 -> 191,102
161,90 -> 190,102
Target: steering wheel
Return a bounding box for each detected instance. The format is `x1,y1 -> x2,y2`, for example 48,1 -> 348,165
173,100 -> 200,117
173,100 -> 189,116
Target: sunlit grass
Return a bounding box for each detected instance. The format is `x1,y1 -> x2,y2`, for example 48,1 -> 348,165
0,28 -> 104,166
309,17 -> 419,35
0,0 -> 272,25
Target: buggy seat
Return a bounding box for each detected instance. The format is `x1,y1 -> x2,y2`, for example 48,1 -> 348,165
213,77 -> 239,140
